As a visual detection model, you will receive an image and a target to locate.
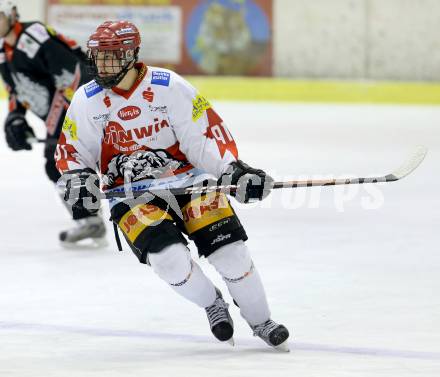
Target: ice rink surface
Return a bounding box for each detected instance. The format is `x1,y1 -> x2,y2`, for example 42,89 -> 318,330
0,100 -> 439,377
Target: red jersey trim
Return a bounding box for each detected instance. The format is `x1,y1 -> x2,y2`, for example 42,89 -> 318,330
111,63 -> 148,100
4,22 -> 23,61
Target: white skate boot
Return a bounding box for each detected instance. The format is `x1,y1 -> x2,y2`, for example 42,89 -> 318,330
59,216 -> 108,249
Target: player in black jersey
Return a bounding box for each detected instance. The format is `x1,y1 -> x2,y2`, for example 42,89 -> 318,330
0,1 -> 106,246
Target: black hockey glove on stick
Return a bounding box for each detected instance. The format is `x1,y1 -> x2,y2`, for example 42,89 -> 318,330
61,168 -> 101,220
218,160 -> 274,203
4,112 -> 35,151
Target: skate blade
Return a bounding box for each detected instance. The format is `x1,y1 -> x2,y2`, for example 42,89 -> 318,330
60,237 -> 109,250
225,337 -> 235,347
274,340 -> 290,353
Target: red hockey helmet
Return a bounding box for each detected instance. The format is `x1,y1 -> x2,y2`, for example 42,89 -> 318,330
87,20 -> 141,88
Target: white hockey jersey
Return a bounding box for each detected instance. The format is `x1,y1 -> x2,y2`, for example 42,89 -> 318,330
55,63 -> 238,200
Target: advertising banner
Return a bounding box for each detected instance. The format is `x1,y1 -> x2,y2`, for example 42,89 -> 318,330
47,0 -> 273,76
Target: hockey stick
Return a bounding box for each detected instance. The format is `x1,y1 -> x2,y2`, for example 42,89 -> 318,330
27,137 -> 46,144
27,137 -> 60,145
103,146 -> 428,199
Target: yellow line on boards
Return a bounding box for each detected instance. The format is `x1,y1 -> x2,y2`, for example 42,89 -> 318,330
1,78 -> 439,105
186,77 -> 440,105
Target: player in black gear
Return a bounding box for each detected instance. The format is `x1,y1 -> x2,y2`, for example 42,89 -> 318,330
0,1 -> 106,246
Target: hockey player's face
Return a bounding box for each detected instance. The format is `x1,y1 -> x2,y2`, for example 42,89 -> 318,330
95,51 -> 122,76
0,13 -> 10,38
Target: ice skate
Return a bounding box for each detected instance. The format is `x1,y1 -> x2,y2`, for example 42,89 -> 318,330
59,216 -> 108,249
205,288 -> 234,345
251,319 -> 290,352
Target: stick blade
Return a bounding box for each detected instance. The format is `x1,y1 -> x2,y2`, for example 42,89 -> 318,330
385,146 -> 428,181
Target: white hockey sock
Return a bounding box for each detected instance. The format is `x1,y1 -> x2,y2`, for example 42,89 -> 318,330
148,243 -> 216,308
208,241 -> 270,326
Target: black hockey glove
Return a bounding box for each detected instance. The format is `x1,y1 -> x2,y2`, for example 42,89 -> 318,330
219,160 -> 274,203
4,112 -> 35,151
62,168 -> 101,220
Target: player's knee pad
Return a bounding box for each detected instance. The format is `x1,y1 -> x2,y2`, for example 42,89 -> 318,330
207,240 -> 254,283
148,242 -> 193,286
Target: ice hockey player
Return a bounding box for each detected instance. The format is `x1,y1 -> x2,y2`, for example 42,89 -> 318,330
0,1 -> 106,246
56,20 -> 290,351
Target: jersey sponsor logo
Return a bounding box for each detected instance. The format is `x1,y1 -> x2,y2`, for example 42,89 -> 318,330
148,104 -> 167,114
103,95 -> 111,107
104,118 -> 170,145
84,81 -> 103,98
182,193 -> 233,234
118,106 -> 141,121
151,71 -> 171,86
142,88 -> 154,102
93,113 -> 110,122
62,116 -> 78,140
26,23 -> 50,43
17,33 -> 40,59
192,94 -> 211,122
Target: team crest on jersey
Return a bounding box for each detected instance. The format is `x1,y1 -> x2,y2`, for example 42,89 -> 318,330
103,150 -> 187,186
151,71 -> 171,87
84,81 -> 103,98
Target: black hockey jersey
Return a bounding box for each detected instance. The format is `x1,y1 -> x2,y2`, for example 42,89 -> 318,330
0,22 -> 93,135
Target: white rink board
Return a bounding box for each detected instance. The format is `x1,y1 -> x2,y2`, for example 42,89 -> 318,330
0,101 -> 439,377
